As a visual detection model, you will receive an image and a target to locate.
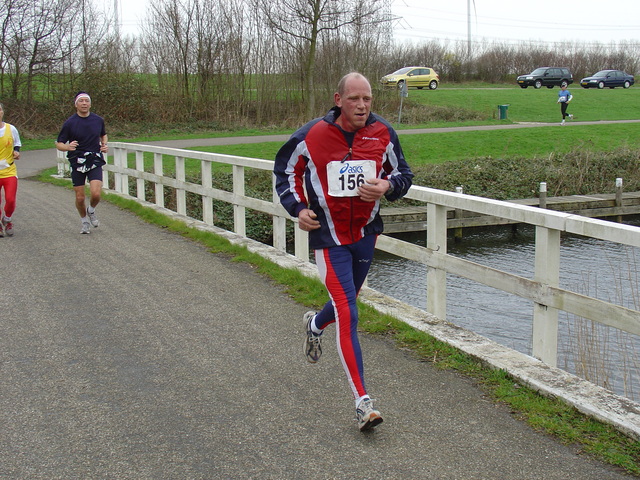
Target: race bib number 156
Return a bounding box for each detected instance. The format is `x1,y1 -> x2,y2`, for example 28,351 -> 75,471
326,160 -> 376,197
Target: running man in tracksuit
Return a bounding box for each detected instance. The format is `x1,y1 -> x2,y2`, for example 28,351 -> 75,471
274,72 -> 413,431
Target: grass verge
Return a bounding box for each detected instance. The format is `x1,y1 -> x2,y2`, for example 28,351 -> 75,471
38,168 -> 640,475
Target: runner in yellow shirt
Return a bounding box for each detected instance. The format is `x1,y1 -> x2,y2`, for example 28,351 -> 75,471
0,103 -> 22,237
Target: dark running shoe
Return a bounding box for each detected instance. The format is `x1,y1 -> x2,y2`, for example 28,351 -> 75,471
303,311 -> 322,363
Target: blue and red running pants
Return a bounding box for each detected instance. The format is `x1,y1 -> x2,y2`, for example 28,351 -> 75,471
314,234 -> 377,400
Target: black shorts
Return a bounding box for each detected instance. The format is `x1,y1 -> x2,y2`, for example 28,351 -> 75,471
71,165 -> 104,187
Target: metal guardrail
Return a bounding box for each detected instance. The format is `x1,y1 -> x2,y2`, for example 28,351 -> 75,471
80,143 -> 640,370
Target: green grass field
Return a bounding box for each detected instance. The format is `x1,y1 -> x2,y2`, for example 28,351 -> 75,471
188,123 -> 640,168
184,85 -> 640,166
404,84 -> 640,123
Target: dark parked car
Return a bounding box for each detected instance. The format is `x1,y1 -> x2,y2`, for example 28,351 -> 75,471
517,67 -> 573,89
580,70 -> 635,89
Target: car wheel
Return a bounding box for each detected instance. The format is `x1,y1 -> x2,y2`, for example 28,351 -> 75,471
429,80 -> 438,90
534,80 -> 542,89
598,81 -> 605,89
397,80 -> 405,90
624,81 -> 631,88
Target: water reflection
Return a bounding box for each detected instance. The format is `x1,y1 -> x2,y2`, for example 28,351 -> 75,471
368,221 -> 640,399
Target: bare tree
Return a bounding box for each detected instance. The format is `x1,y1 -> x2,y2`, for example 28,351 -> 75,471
142,0 -> 197,100
253,0 -> 389,118
0,0 -> 27,96
0,0 -> 94,100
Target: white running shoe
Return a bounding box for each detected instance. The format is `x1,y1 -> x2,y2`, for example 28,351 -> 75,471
81,221 -> 91,234
356,397 -> 383,431
3,219 -> 13,236
87,207 -> 99,227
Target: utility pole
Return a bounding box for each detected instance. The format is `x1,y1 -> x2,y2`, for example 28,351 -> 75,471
467,0 -> 471,58
382,0 -> 403,51
113,0 -> 121,39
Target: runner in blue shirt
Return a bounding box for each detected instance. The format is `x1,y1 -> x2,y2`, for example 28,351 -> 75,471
557,84 -> 573,125
55,92 -> 108,234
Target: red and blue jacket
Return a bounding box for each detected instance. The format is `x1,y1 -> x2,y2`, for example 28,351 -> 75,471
274,107 -> 413,249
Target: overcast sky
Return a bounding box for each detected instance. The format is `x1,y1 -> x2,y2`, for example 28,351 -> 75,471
107,0 -> 640,46
392,0 -> 640,45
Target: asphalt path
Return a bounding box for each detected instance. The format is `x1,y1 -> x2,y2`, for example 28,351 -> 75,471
0,146 -> 635,479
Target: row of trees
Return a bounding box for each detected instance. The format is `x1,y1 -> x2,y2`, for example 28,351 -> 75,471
2,0 -> 640,134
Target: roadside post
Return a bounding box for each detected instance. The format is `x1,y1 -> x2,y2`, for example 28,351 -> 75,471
616,177 -> 623,222
398,81 -> 408,123
539,182 -> 547,209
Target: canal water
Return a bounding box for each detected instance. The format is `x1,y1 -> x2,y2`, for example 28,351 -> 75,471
367,222 -> 640,400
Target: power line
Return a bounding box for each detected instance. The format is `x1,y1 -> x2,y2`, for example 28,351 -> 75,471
392,28 -> 640,49
393,5 -> 640,31
391,3 -> 640,45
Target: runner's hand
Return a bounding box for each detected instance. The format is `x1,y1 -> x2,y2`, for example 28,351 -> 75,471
298,208 -> 320,231
358,178 -> 390,202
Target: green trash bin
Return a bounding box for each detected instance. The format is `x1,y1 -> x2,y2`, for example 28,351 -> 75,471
498,104 -> 509,120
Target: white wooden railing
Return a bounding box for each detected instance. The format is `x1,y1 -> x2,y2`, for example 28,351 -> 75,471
60,142 -> 640,369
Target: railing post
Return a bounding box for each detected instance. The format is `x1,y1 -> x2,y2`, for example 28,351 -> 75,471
233,165 -> 246,237
454,186 -> 463,242
202,160 -> 214,225
111,147 -> 121,192
154,153 -> 164,208
426,202 -> 447,320
135,150 -> 145,201
102,150 -> 110,189
532,225 -> 561,366
56,150 -> 67,178
116,147 -> 128,194
176,156 -> 186,216
270,175 -> 309,260
294,223 -> 309,261
272,174 -> 287,252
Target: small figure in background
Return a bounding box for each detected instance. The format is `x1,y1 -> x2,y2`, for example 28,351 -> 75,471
558,84 -> 574,125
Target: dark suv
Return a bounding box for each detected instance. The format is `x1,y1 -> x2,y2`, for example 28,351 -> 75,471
517,67 -> 573,89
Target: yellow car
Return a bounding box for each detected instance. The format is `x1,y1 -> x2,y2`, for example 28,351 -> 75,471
380,66 -> 440,90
